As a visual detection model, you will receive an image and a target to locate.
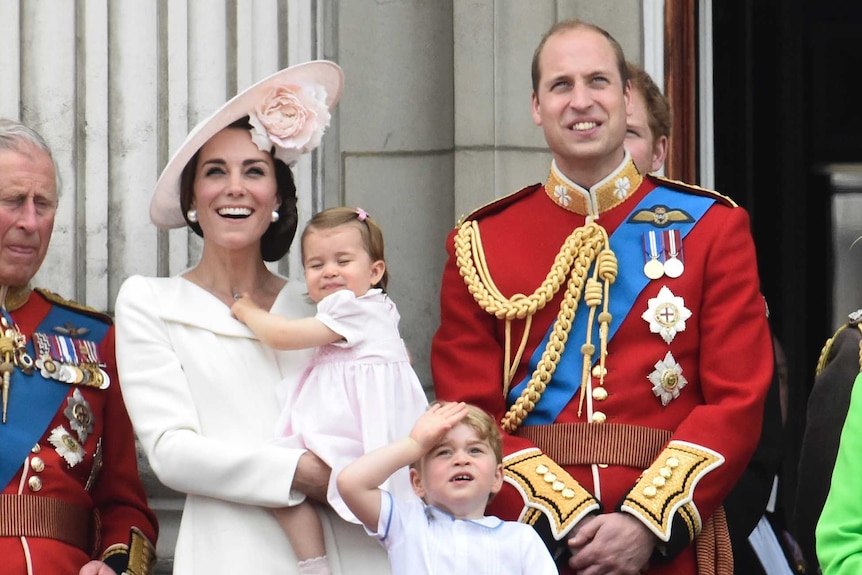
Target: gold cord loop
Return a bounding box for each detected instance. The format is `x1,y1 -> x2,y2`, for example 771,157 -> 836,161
455,219 -> 617,432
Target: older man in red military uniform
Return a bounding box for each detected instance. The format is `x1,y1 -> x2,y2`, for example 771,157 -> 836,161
431,21 -> 773,575
0,119 -> 157,575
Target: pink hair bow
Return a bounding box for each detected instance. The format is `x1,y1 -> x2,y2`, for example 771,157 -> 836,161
356,208 -> 368,221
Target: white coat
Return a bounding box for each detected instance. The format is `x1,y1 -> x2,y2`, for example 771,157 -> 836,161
115,275 -> 390,574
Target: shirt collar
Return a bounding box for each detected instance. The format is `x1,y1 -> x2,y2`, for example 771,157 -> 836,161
545,150 -> 643,219
424,504 -> 503,529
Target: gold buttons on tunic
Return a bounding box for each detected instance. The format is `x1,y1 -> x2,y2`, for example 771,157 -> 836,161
592,387 -> 608,401
28,476 -> 42,492
31,444 -> 41,453
591,365 -> 607,378
30,457 -> 45,473
534,463 -> 578,499
591,411 -> 607,423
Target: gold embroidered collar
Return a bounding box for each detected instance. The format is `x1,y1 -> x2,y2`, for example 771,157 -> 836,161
0,285 -> 32,312
545,152 -> 643,218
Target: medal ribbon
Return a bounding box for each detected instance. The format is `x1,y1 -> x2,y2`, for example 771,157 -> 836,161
0,304 -> 108,487
507,186 -> 715,425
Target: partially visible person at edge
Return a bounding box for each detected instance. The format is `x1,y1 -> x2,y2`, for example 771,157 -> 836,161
0,118 -> 158,575
815,353 -> 862,573
114,62 -> 389,574
798,311 -> 862,573
430,20 -> 773,575
623,62 -> 669,176
626,62 -> 801,574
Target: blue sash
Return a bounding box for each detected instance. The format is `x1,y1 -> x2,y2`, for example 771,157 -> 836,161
507,186 -> 715,425
0,304 -> 108,486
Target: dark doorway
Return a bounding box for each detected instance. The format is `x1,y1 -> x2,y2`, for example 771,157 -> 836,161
712,0 -> 862,560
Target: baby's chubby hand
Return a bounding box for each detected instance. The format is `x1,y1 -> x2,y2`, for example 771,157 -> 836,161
230,292 -> 258,321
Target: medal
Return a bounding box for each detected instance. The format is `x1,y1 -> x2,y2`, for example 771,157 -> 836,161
64,388 -> 94,443
643,231 -> 665,279
648,351 -> 688,406
641,286 -> 692,344
33,332 -> 109,389
663,230 -> 684,278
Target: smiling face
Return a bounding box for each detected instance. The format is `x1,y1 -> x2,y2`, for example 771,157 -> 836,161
189,127 -> 281,255
302,223 -> 385,303
410,422 -> 504,520
531,26 -> 632,187
0,145 -> 57,287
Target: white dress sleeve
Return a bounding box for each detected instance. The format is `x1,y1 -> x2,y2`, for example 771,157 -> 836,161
315,289 -> 380,348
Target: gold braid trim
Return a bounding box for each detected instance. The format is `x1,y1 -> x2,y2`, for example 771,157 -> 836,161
455,220 -> 617,432
815,324 -> 845,376
126,526 -> 157,575
503,448 -> 600,540
815,322 -> 862,376
620,440 -> 724,542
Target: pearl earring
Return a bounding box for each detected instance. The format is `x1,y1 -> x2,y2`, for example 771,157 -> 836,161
271,210 -> 280,223
187,209 -> 198,223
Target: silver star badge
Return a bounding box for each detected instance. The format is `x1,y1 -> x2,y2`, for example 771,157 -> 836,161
648,351 -> 688,406
641,286 -> 692,344
48,426 -> 86,467
64,388 -> 94,443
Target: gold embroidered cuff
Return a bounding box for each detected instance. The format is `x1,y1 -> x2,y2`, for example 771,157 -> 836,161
126,527 -> 157,575
503,448 -> 599,540
620,440 -> 724,542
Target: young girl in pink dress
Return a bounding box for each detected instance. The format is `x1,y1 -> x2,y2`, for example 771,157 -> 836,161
231,206 -> 427,575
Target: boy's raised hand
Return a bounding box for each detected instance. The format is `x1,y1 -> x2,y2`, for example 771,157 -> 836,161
409,401 -> 469,453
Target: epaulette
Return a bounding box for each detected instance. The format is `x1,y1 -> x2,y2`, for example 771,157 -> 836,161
647,174 -> 737,208
34,288 -> 113,325
455,183 -> 543,228
815,309 -> 862,375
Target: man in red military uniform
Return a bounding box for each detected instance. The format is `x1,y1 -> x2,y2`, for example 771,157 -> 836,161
431,21 -> 773,575
0,119 -> 158,575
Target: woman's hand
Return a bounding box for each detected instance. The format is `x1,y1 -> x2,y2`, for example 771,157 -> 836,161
293,451 -> 332,503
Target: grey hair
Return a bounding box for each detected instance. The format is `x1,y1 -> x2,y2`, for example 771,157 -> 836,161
0,118 -> 61,193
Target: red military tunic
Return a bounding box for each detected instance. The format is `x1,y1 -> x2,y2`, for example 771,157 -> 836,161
431,158 -> 773,574
0,287 -> 157,575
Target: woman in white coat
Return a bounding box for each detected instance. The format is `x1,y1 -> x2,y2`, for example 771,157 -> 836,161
115,61 -> 390,574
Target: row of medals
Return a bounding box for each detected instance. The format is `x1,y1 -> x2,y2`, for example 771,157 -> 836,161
0,316 -> 109,388
643,229 -> 684,280
33,332 -> 110,389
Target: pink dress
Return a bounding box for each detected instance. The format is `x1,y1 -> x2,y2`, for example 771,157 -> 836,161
277,288 -> 428,522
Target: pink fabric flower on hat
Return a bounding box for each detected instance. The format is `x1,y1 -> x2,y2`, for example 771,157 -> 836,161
248,82 -> 331,166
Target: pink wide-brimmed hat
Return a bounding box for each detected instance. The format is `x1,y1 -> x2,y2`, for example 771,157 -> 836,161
150,60 -> 343,229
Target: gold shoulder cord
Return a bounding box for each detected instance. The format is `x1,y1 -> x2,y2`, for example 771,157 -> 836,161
455,219 -> 618,432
